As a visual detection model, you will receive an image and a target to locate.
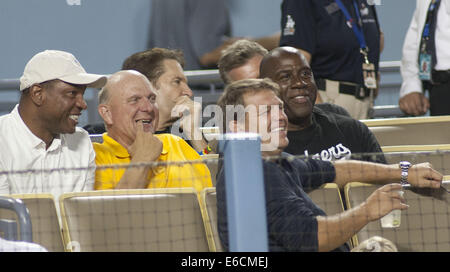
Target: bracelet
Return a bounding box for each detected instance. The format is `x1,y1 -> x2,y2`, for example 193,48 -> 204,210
198,145 -> 212,156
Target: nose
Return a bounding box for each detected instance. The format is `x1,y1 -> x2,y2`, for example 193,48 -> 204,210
291,72 -> 308,88
76,95 -> 88,110
181,83 -> 193,97
139,98 -> 154,113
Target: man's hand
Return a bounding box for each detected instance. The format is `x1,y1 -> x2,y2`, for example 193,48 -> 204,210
407,162 -> 443,189
363,183 -> 408,222
171,96 -> 203,141
399,92 -> 430,116
128,121 -> 162,162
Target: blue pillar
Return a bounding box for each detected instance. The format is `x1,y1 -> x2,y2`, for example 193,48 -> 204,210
219,133 -> 268,252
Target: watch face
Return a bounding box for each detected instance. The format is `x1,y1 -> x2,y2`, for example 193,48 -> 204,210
400,161 -> 411,169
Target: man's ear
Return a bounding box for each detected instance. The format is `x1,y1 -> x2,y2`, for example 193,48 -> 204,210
98,104 -> 113,126
28,84 -> 45,106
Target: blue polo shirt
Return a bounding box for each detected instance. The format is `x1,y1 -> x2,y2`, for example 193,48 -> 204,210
217,153 -> 350,252
280,0 -> 381,85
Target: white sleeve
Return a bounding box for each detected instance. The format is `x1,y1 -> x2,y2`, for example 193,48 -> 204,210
0,160 -> 11,195
400,0 -> 424,98
83,142 -> 96,191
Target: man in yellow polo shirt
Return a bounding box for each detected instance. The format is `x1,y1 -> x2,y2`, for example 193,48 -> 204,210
93,70 -> 212,192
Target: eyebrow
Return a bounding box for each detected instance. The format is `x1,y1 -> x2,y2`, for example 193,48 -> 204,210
126,95 -> 141,101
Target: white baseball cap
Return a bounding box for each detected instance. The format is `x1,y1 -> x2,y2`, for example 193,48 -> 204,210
19,50 -> 107,91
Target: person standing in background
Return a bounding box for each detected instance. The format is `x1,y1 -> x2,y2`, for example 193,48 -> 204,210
280,0 -> 384,119
399,0 -> 450,116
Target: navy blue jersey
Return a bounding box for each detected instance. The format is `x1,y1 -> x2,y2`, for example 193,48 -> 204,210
280,0 -> 381,85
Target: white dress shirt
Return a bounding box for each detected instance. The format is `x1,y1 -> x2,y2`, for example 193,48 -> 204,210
0,237 -> 47,252
400,0 -> 450,98
0,105 -> 95,202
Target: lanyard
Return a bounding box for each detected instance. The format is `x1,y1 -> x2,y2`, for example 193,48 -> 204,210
334,0 -> 367,50
422,0 -> 440,39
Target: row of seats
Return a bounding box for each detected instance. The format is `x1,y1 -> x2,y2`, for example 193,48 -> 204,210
362,115 -> 450,146
1,180 -> 448,251
197,115 -> 450,147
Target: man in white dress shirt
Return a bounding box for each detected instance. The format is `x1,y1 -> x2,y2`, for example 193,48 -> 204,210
400,0 -> 450,116
0,50 -> 107,200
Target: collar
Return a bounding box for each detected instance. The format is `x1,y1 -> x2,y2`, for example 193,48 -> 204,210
11,104 -> 62,151
102,133 -> 168,159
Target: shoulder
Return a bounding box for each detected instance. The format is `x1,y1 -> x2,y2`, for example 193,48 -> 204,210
0,112 -> 14,130
313,106 -> 368,129
156,133 -> 200,156
61,127 -> 93,151
155,133 -> 186,145
315,103 -> 351,117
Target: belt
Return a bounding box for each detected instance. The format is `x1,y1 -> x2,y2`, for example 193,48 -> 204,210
315,78 -> 371,99
432,69 -> 450,85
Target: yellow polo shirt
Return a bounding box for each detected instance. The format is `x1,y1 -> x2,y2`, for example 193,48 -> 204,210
93,133 -> 212,192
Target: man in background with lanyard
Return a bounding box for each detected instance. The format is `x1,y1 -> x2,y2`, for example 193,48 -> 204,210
400,0 -> 450,116
280,0 -> 383,119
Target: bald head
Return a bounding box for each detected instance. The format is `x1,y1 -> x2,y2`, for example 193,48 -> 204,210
259,47 -> 309,78
99,70 -> 152,105
98,70 -> 159,147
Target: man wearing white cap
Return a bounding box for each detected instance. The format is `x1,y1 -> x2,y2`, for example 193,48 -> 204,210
0,50 -> 107,199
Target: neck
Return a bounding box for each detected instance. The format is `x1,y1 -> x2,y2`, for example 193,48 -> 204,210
156,112 -> 177,132
18,103 -> 55,149
107,130 -> 133,151
261,149 -> 283,158
287,115 -> 313,131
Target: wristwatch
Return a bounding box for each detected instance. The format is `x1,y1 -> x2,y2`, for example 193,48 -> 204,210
399,161 -> 412,185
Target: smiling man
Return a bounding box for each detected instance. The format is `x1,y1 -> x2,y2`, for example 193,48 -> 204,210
216,78 -> 443,252
0,50 -> 107,198
260,47 -> 385,163
93,70 -> 212,191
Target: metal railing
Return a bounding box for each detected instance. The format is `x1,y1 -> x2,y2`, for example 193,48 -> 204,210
0,61 -> 404,121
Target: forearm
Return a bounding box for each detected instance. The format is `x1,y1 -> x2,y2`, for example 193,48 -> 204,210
115,166 -> 151,189
317,202 -> 370,252
333,160 -> 400,188
253,32 -> 281,51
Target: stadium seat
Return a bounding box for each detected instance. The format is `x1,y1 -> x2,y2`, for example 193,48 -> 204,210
201,154 -> 220,187
199,187 -> 222,252
60,188 -> 210,252
5,194 -> 65,252
307,183 -> 345,216
362,115 -> 450,146
382,144 -> 450,176
345,181 -> 450,251
0,196 -> 32,242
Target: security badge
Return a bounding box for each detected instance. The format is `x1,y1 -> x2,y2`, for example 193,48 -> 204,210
419,53 -> 432,81
361,49 -> 377,89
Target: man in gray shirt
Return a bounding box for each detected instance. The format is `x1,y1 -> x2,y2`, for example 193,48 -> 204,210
148,0 -> 232,70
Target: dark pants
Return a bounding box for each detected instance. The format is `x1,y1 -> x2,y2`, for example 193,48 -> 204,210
429,82 -> 450,116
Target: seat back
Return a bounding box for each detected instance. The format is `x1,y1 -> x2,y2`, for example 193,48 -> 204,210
6,194 -> 65,252
60,188 -> 210,252
362,116 -> 450,146
201,154 -> 220,187
200,187 -> 222,252
382,145 -> 450,176
345,182 -> 450,251
0,196 -> 32,242
307,183 -> 345,216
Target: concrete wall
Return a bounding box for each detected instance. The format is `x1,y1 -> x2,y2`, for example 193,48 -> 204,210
0,0 -> 418,124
